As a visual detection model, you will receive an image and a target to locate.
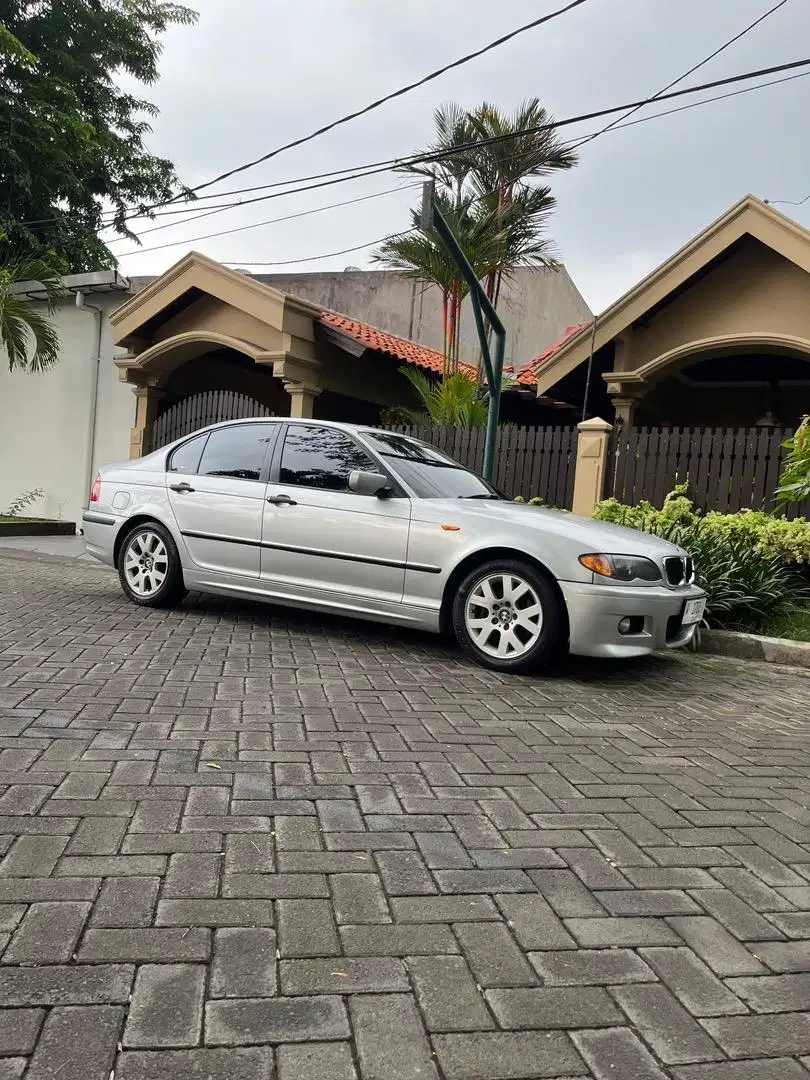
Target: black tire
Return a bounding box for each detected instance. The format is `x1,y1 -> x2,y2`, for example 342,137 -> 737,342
451,557 -> 565,674
117,520 -> 187,609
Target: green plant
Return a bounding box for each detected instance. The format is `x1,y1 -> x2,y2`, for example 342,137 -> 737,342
776,415 -> 810,507
3,489 -> 43,516
398,368 -> 489,428
0,245 -> 63,372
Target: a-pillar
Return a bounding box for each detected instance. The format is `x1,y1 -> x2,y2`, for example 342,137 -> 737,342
284,381 -> 321,419
571,417 -> 612,517
129,382 -> 164,459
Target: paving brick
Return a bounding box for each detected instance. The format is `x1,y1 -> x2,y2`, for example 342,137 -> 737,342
375,850 -> 436,894
596,888 -> 701,916
273,816 -> 323,851
527,869 -> 607,916
670,1060 -> 810,1080
157,899 -> 273,927
211,928 -> 277,997
624,867 -> 723,889
702,1013 -> 810,1058
3,901 -> 90,964
116,1048 -> 276,1080
278,899 -> 340,957
224,872 -> 328,898
281,956 -> 408,995
495,894 -> 576,949
163,852 -> 220,898
710,867 -> 795,912
25,1006 -> 124,1080
0,1008 -> 44,1055
223,834 -> 274,874
78,928 -> 210,962
414,832 -> 472,869
434,868 -> 535,893
206,995 -> 350,1045
277,1042 -> 357,1080
529,947 -> 655,985
752,939 -> 810,972
723,972 -> 810,1012
453,923 -> 538,987
611,983 -> 724,1064
390,894 -> 498,922
317,799 -> 363,831
0,878 -> 99,902
433,1031 -> 585,1079
91,876 -> 159,928
572,1027 -> 668,1080
409,955 -> 495,1031
666,916 -> 766,976
560,847 -> 633,889
767,911 -> 810,937
639,947 -> 747,1016
122,832 -> 222,854
690,887 -> 785,940
57,855 -> 165,877
342,922 -> 458,956
350,994 -> 438,1080
0,834 -> 68,875
124,964 -> 205,1048
0,964 -> 134,1005
0,905 -> 24,932
565,916 -> 680,948
0,1061 -> 24,1080
487,985 -> 621,1029
330,873 -> 390,923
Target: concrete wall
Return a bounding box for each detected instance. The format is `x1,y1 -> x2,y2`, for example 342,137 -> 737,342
248,267 -> 592,371
0,292 -> 134,525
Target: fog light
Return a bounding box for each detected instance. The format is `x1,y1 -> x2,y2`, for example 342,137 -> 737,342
618,617 -> 633,634
618,616 -> 645,635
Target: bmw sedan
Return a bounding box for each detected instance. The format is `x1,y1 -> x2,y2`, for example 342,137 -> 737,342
82,418 -> 706,674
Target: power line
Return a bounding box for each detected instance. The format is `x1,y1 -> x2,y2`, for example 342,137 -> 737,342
766,191 -> 810,206
174,0 -> 593,200
220,234 -> 402,267
571,0 -> 791,149
112,183 -> 418,255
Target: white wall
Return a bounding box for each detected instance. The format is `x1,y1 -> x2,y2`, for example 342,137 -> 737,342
0,292 -> 135,526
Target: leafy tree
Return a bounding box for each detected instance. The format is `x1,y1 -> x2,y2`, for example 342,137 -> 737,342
0,1 -> 198,272
375,100 -> 576,379
0,242 -> 63,372
776,416 -> 810,506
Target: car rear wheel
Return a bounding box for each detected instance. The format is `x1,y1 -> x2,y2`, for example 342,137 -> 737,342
118,522 -> 187,608
452,558 -> 564,674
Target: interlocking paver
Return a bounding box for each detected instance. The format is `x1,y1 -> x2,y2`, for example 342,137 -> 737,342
4,550 -> 810,1077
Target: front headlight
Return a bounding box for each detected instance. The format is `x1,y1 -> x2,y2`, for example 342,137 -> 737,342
579,553 -> 662,583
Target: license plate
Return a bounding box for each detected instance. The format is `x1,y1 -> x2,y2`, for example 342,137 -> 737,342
682,598 -> 706,625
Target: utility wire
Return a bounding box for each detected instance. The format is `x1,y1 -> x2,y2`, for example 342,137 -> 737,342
175,0 -> 593,199
570,0 -> 791,149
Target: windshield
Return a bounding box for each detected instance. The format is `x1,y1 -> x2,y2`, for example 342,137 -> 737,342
363,431 -> 503,499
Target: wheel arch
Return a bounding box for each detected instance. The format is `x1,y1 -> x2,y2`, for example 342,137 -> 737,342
113,514 -> 172,568
439,546 -> 569,640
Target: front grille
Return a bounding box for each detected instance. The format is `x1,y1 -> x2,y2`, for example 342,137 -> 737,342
664,556 -> 694,586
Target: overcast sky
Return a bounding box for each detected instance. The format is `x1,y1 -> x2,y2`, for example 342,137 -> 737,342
112,0 -> 810,313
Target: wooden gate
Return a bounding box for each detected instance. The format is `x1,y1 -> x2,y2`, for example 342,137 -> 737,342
150,390 -> 275,451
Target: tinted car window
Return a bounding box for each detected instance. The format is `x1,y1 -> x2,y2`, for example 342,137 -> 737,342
364,431 -> 502,499
279,426 -> 379,492
197,424 -> 276,481
167,432 -> 208,474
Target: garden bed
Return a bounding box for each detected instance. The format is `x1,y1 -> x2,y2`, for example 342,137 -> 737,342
0,518 -> 76,537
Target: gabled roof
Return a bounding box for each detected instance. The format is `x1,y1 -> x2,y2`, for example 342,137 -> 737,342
516,324 -> 587,385
533,195 -> 810,395
320,312 -> 475,377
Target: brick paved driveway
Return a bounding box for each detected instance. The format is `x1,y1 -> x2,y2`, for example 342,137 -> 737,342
1,550 -> 810,1079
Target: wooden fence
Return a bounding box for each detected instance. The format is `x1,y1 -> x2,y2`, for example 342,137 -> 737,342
384,425 -> 577,505
606,425 -> 808,516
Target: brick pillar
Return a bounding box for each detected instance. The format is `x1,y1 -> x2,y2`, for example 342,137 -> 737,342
572,417 -> 612,517
129,384 -> 164,459
284,381 -> 321,419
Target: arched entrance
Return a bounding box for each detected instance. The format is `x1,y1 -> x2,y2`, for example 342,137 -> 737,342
150,390 -> 276,451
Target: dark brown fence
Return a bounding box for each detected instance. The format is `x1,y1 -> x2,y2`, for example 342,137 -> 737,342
150,390 -> 275,451
383,425 -> 577,506
606,425 -> 808,516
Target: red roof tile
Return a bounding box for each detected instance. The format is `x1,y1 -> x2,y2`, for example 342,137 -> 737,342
516,323 -> 588,385
320,312 -> 476,377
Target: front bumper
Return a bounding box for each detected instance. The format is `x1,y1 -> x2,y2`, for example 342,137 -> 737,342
560,579 -> 707,659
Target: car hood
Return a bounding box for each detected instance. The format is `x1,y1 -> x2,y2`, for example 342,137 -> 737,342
427,500 -> 686,558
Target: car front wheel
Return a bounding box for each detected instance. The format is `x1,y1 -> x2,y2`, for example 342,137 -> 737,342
452,558 -> 564,674
118,522 -> 187,608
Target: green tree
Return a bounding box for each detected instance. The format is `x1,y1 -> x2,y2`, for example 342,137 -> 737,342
0,1 -> 198,272
397,368 -> 489,428
375,100 -> 576,380
776,416 -> 810,506
0,243 -> 63,372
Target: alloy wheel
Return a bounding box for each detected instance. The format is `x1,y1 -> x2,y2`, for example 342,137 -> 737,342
464,572 -> 543,659
123,530 -> 169,598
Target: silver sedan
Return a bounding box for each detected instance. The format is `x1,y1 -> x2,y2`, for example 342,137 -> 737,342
82,418 -> 706,674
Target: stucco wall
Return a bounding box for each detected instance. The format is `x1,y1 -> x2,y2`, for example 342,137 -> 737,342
249,267 -> 592,371
617,239 -> 810,374
0,292 -> 134,525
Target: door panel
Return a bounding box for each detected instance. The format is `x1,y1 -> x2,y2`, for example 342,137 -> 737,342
259,424 -> 411,605
166,423 -> 278,577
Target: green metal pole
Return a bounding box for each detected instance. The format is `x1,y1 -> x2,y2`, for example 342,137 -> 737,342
422,182 -> 507,482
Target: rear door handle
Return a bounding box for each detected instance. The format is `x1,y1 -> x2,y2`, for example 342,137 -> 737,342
169,482 -> 195,493
266,494 -> 297,506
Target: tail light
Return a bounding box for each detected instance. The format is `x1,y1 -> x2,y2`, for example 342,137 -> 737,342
89,473 -> 101,503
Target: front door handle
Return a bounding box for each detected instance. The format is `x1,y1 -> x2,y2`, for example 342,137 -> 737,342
170,482 -> 195,493
266,494 -> 297,506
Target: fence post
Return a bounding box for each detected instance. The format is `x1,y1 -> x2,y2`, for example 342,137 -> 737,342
572,417 -> 612,516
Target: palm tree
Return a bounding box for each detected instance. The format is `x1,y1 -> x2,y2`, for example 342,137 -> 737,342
398,368 -> 489,428
0,244 -> 63,373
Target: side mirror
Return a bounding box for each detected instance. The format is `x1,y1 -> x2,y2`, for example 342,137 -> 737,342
348,469 -> 390,497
